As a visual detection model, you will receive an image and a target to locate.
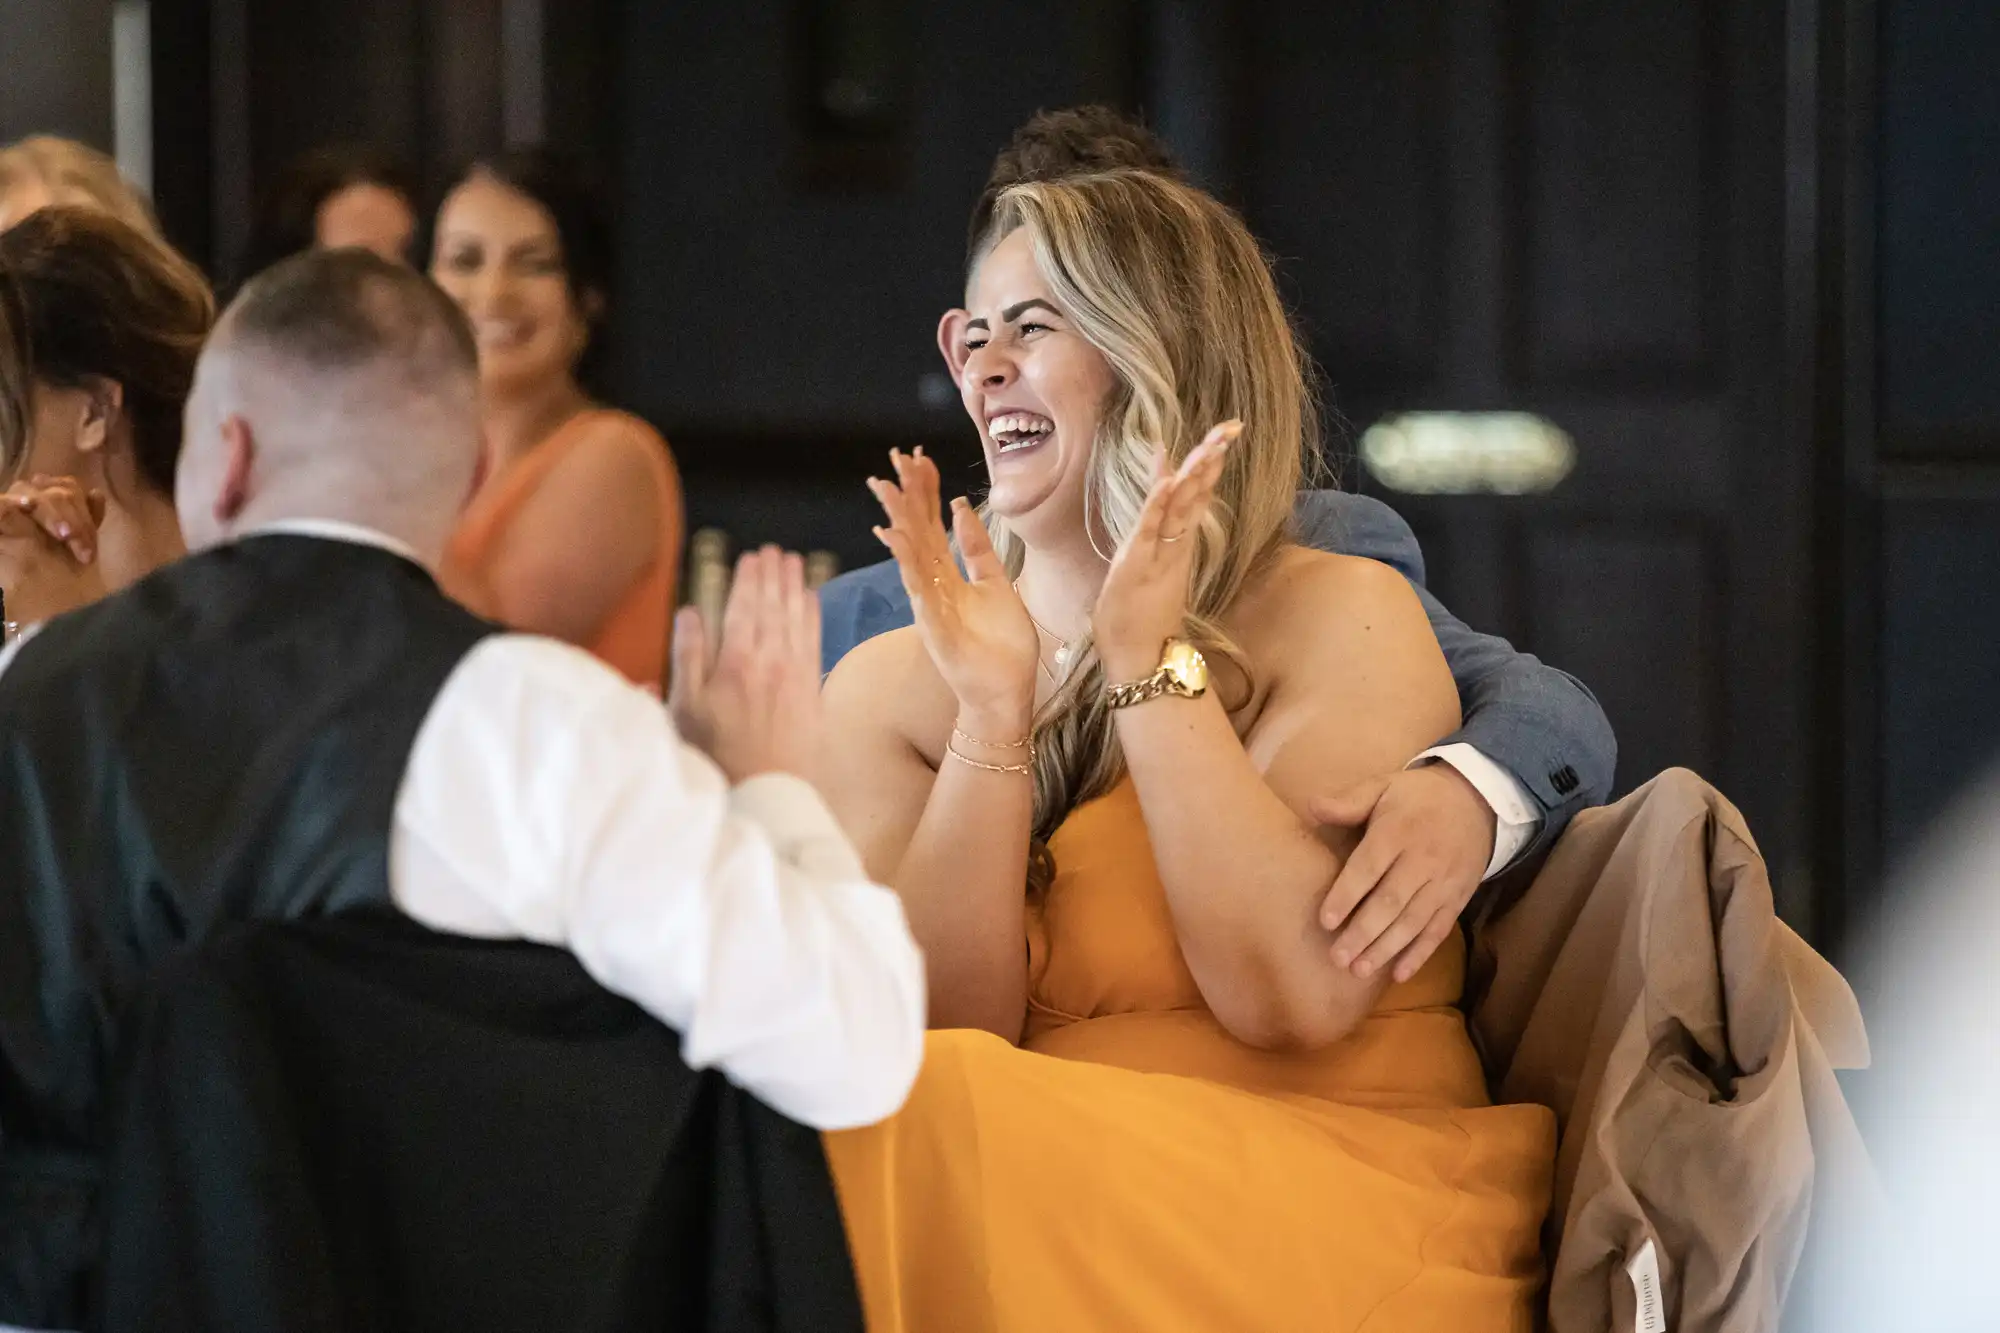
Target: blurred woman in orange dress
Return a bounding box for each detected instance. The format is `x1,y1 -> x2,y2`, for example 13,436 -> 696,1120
433,149 -> 683,690
817,169 -> 1555,1332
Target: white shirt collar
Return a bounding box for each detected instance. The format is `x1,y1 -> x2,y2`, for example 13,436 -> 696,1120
2,520 -> 430,684
240,518 -> 426,568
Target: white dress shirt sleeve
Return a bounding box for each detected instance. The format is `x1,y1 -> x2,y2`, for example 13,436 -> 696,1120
1411,742 -> 1543,880
390,634 -> 926,1131
0,622 -> 44,681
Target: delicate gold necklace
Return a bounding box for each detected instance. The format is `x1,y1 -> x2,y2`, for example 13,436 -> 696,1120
1014,580 -> 1073,683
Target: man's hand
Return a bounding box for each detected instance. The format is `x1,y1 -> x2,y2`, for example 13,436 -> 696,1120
667,545 -> 822,784
1313,763 -> 1498,983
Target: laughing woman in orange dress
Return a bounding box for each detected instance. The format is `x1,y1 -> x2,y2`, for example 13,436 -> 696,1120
818,169 -> 1554,1332
433,150 -> 682,691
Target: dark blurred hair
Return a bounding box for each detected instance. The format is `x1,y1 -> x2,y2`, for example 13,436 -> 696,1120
966,106 -> 1183,264
442,147 -> 613,308
0,207 -> 214,491
229,246 -> 477,382
0,266 -> 27,476
436,147 -> 614,387
238,143 -> 416,286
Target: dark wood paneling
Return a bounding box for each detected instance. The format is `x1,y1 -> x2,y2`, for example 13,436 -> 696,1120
149,0 -> 215,267
1876,0 -> 2000,449
1506,0 -> 1723,388
609,0 -> 1100,440
0,0 -> 113,146
244,0 -> 426,189
1879,496 -> 2000,857
1522,519 -> 1722,796
424,0 -> 505,187
1240,0 -> 1447,392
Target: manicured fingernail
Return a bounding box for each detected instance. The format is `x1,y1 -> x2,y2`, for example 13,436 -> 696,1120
1352,959 -> 1376,979
1329,948 -> 1350,968
55,523 -> 71,539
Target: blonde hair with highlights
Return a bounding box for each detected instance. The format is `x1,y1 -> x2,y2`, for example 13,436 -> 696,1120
974,170 -> 1319,891
0,136 -> 159,239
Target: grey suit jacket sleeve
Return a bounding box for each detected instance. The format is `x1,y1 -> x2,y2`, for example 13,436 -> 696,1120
817,561 -> 914,677
1295,491 -> 1616,857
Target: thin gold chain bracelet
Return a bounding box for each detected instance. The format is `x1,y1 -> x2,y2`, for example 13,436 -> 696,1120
951,727 -> 1032,754
944,740 -> 1034,775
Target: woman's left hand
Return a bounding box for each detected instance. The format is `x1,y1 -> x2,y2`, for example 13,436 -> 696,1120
1092,420 -> 1239,681
0,476 -> 109,624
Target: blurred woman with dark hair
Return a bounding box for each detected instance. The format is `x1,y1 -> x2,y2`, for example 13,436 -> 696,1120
432,148 -> 684,692
237,143 -> 418,281
0,207 -> 213,630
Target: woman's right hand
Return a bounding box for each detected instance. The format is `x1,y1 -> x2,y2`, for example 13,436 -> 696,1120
5,476 -> 104,565
0,476 -> 108,625
868,448 -> 1039,734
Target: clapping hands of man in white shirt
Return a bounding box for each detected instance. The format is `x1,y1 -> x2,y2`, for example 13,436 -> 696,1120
389,541 -> 925,1131
668,545 -> 824,785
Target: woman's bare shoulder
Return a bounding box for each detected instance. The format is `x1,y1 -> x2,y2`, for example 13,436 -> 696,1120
570,407 -> 669,451
550,410 -> 672,486
1237,547 -> 1458,748
822,625 -> 956,751
1237,545 -> 1425,645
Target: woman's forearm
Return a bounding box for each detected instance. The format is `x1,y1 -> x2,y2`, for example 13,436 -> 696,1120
1114,693 -> 1375,1048
890,703 -> 1035,1039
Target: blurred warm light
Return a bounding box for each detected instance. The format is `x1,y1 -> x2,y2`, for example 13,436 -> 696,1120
1359,412 -> 1576,496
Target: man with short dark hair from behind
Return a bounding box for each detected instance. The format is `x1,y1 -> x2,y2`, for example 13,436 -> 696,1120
0,248 -> 924,1331
818,104 -> 1617,984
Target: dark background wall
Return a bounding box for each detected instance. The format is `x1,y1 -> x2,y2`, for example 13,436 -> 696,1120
0,0 -> 112,148
3,0 -> 1995,967
1869,0 -> 2000,869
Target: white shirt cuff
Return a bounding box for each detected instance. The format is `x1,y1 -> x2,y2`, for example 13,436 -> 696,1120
1411,743 -> 1543,880
729,771 -> 870,882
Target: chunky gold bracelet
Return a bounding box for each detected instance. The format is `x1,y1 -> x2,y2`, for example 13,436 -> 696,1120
951,726 -> 1032,754
944,740 -> 1034,775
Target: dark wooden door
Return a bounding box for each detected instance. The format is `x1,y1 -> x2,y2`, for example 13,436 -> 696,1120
1229,0 -> 1819,930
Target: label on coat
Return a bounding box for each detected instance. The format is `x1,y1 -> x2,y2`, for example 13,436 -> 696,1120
1626,1238 -> 1666,1333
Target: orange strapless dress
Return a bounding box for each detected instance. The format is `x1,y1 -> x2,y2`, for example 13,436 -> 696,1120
826,782 -> 1554,1332
444,408 -> 683,691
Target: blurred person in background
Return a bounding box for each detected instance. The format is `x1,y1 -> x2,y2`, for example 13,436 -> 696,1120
0,208 -> 211,629
432,148 -> 684,693
1815,764 -> 2000,1333
0,135 -> 158,237
237,143 -> 420,282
